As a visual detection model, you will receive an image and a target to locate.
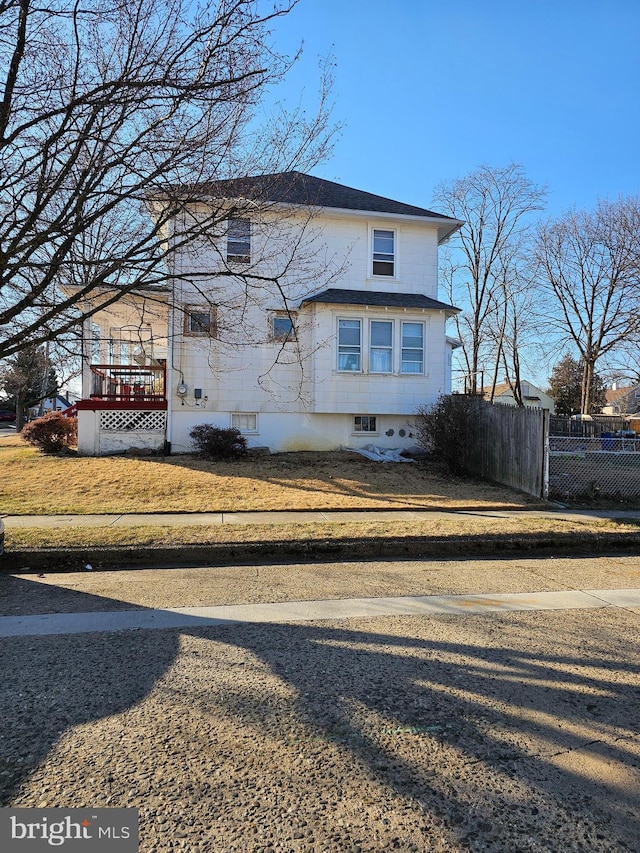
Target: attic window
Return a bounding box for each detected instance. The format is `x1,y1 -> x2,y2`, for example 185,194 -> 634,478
227,217 -> 251,263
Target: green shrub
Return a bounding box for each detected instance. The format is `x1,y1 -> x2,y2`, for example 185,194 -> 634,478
22,411 -> 78,453
190,424 -> 248,459
414,395 -> 476,475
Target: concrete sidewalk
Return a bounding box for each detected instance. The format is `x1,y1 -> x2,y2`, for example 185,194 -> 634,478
4,506 -> 640,528
2,586 -> 639,637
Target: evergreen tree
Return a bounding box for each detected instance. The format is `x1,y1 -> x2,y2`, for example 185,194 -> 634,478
547,353 -> 606,416
0,346 -> 58,429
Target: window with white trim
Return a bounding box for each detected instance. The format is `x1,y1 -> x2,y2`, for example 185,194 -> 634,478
184,304 -> 217,337
227,217 -> 251,263
372,229 -> 395,276
338,319 -> 361,371
271,314 -> 296,342
231,413 -> 258,432
369,320 -> 393,373
353,415 -> 377,433
401,321 -> 424,373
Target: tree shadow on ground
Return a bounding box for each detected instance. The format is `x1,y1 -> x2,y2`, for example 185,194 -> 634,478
133,450 -> 527,510
0,573 -> 637,851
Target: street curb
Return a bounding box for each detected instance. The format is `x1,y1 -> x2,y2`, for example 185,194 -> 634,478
3,531 -> 640,572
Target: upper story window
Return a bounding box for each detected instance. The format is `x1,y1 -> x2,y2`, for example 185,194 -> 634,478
401,321 -> 424,373
369,320 -> 393,373
227,217 -> 251,263
372,229 -> 395,276
271,313 -> 296,342
338,319 -> 361,371
184,304 -> 217,337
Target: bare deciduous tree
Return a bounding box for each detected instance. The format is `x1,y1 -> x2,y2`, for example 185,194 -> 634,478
432,163 -> 546,394
0,0 -> 334,361
535,197 -> 640,414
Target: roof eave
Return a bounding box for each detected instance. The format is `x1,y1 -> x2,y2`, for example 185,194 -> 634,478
180,194 -> 463,233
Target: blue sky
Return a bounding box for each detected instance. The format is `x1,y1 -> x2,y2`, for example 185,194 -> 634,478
269,0 -> 640,217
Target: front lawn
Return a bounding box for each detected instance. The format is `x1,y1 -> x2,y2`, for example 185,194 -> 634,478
0,434 -> 536,515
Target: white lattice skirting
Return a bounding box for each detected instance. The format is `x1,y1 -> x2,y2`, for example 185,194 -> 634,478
100,410 -> 167,431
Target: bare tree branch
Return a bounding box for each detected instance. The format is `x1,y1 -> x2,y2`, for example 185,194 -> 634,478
432,163 -> 546,395
535,197 -> 640,413
0,0 -> 336,363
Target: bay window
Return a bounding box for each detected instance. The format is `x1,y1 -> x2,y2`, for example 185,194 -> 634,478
338,319 -> 361,371
369,320 -> 393,373
401,322 -> 424,373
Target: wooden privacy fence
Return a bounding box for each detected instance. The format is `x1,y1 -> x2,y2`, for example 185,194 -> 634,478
463,398 -> 549,499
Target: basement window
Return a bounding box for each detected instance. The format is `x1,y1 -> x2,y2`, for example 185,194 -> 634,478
232,413 -> 258,433
353,415 -> 377,433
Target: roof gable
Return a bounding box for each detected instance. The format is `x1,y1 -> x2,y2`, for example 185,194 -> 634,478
605,385 -> 640,404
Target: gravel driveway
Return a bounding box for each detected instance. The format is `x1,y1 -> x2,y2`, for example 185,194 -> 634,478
1,557 -> 639,852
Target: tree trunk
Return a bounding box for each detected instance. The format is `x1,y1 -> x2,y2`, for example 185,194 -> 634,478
15,390 -> 26,431
581,359 -> 594,415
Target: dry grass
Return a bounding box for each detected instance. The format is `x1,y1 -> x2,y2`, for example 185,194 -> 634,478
6,515 -> 635,551
0,434 -> 537,515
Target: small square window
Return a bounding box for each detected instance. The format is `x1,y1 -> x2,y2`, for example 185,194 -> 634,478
184,305 -> 217,337
232,413 -> 258,433
271,315 -> 296,342
354,415 -> 377,433
227,217 -> 251,263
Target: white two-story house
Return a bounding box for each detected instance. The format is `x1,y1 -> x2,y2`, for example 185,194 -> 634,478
74,172 -> 461,455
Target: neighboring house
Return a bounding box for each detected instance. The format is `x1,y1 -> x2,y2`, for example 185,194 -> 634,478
29,394 -> 73,419
602,384 -> 640,415
484,381 -> 556,414
72,172 -> 462,455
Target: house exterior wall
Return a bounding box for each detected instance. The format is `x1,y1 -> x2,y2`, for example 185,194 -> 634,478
82,292 -> 169,390
602,386 -> 640,415
493,384 -> 556,414
168,208 -> 451,451
77,199 -> 456,455
169,410 -> 420,454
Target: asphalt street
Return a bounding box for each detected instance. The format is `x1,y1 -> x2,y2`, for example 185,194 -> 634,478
1,555 -> 639,852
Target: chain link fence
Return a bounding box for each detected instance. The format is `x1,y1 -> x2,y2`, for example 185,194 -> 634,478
549,432 -> 640,501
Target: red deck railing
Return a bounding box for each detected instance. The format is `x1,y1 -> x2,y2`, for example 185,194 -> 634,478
88,363 -> 166,402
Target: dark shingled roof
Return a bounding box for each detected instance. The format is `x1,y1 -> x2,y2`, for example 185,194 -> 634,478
199,171 -> 456,221
301,288 -> 459,313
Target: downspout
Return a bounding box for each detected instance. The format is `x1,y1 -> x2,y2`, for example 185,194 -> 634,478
165,212 -> 178,454
165,297 -> 175,454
